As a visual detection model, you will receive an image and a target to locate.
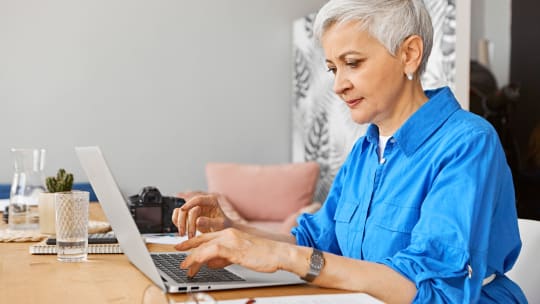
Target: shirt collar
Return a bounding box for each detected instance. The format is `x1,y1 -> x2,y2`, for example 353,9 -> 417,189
364,87 -> 461,156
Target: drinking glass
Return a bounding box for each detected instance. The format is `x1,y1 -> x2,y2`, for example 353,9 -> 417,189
55,190 -> 89,262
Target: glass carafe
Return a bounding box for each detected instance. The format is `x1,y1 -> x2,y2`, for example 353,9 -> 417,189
8,148 -> 46,230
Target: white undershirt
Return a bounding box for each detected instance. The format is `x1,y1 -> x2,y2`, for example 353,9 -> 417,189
378,135 -> 392,163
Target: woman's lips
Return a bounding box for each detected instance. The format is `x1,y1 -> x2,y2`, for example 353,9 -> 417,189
345,98 -> 364,107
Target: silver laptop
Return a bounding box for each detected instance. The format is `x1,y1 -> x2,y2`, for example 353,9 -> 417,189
75,146 -> 304,293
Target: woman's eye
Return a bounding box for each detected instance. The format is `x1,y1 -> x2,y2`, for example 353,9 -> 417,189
346,60 -> 360,67
326,67 -> 337,74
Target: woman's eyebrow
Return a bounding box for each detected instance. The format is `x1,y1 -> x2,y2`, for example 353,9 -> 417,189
326,50 -> 365,64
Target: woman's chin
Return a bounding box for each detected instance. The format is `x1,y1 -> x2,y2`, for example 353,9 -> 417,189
350,114 -> 370,125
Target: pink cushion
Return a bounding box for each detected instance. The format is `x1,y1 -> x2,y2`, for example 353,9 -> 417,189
206,162 -> 320,221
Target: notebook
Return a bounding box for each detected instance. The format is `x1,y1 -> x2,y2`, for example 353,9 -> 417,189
29,239 -> 122,254
45,233 -> 118,245
75,146 -> 304,293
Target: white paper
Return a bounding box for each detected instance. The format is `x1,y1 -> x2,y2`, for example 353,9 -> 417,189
217,293 -> 383,304
143,233 -> 188,245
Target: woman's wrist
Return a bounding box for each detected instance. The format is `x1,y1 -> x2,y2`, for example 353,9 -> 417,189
276,242 -> 311,277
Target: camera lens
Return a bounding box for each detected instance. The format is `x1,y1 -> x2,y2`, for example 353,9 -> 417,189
141,188 -> 162,203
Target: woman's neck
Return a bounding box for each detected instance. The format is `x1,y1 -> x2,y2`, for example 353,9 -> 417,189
377,83 -> 428,136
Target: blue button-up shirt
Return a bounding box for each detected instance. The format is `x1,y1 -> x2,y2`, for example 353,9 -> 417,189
292,87 -> 526,303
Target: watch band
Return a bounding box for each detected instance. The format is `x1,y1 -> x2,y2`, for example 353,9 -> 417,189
301,248 -> 325,282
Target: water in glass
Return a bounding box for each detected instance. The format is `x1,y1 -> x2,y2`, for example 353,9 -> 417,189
55,191 -> 89,262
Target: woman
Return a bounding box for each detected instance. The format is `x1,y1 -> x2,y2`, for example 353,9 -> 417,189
172,0 -> 526,302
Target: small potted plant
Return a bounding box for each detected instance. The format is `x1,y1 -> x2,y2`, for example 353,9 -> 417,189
38,169 -> 74,235
45,169 -> 74,194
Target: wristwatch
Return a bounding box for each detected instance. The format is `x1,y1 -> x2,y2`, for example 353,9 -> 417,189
301,248 -> 325,282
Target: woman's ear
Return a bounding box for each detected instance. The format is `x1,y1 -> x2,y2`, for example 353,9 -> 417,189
400,35 -> 424,76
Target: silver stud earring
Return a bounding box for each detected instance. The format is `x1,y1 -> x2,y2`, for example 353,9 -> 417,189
406,73 -> 414,81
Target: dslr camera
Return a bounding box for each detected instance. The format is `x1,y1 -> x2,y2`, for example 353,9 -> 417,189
127,186 -> 185,233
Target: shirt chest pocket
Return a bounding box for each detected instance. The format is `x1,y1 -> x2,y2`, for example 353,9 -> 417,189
333,202 -> 363,258
370,202 -> 419,233
362,202 -> 420,259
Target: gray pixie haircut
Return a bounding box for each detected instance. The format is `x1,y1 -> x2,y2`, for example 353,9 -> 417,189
313,0 -> 433,75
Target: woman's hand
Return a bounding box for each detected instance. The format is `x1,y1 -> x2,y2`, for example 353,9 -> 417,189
172,193 -> 232,238
174,228 -> 289,277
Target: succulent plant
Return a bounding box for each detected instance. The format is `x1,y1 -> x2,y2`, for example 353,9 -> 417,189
46,168 -> 74,193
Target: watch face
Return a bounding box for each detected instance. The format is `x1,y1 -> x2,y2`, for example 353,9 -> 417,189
302,249 -> 325,282
312,250 -> 324,270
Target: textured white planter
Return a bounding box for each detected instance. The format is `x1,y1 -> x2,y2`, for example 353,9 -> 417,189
38,192 -> 56,235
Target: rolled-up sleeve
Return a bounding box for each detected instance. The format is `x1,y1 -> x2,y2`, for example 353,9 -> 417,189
291,157 -> 352,255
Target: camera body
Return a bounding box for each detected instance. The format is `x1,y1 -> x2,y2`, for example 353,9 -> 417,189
127,186 -> 185,233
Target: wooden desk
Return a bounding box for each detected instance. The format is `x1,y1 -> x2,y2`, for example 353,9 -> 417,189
0,203 -> 347,304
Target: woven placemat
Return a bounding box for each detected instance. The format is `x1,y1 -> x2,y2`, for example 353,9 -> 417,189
0,220 -> 112,243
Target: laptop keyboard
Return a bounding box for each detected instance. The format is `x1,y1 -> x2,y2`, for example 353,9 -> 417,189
151,253 -> 245,283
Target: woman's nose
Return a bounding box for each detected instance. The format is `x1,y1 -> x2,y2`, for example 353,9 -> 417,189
333,71 -> 352,95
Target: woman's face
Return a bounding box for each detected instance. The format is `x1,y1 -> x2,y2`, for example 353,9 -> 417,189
322,21 -> 408,127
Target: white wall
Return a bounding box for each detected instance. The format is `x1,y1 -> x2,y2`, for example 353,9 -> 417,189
456,0 -> 471,108
0,0 -> 327,197
470,0 -> 511,87
470,0 -> 485,61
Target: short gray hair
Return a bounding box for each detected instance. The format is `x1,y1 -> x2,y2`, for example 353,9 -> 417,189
313,0 -> 433,75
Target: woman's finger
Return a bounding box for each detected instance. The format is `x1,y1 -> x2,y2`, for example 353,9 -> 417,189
206,258 -> 231,269
196,216 -> 225,233
174,231 -> 219,251
180,194 -> 217,211
171,208 -> 179,227
178,195 -> 209,236
187,206 -> 201,238
178,206 -> 188,236
185,262 -> 203,278
181,240 -> 236,276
